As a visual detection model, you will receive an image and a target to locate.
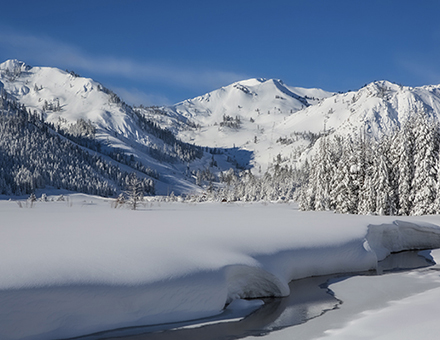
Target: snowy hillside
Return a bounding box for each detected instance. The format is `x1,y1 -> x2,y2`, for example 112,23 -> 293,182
0,59 -> 126,131
279,80 -> 440,143
161,78 -> 333,172
155,79 -> 440,172
0,60 -> 241,195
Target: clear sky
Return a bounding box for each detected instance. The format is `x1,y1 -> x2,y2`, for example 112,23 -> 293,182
1,0 -> 440,106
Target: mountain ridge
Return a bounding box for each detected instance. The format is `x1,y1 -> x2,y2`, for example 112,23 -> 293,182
3,59 -> 440,196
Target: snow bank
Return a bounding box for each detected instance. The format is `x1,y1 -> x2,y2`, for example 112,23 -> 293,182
2,198 -> 440,340
366,220 -> 440,261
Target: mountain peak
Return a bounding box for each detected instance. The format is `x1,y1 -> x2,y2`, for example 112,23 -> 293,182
233,78 -> 268,86
233,78 -> 285,87
360,80 -> 403,93
0,59 -> 31,73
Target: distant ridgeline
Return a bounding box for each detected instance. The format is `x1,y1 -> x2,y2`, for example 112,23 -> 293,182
298,110 -> 440,216
0,95 -> 155,197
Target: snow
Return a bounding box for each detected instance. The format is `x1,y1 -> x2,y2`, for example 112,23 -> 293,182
0,60 -> 206,195
6,59 -> 440,195
311,248 -> 440,340
5,59 -> 440,339
318,287 -> 440,339
162,75 -> 440,172
164,77 -> 334,172
2,197 -> 440,340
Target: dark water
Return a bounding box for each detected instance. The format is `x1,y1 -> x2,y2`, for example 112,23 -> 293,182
74,250 -> 434,340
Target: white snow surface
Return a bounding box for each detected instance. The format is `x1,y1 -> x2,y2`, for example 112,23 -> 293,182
2,197 -> 440,340
311,248 -> 440,340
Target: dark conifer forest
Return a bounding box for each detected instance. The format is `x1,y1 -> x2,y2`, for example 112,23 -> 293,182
0,96 -> 154,196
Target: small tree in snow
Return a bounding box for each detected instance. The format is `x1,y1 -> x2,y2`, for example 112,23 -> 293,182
125,174 -> 144,210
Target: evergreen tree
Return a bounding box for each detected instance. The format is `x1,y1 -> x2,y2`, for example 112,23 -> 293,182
371,142 -> 394,215
332,145 -> 358,214
411,112 -> 438,215
313,137 -> 333,210
125,174 -> 144,210
395,121 -> 415,215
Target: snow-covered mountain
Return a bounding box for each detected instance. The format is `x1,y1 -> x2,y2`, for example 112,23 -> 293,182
154,78 -> 440,171
4,58 -> 440,196
0,59 -> 239,195
146,78 -> 333,173
280,80 -> 440,137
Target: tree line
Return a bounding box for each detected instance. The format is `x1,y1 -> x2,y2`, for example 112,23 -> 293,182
193,109 -> 440,217
298,111 -> 440,215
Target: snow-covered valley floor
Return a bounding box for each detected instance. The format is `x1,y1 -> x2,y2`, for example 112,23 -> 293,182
2,195 -> 440,340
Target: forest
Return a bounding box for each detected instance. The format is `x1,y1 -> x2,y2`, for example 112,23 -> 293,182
298,111 -> 440,216
0,95 -> 154,197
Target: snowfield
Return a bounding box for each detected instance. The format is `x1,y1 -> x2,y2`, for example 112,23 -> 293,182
2,196 -> 440,340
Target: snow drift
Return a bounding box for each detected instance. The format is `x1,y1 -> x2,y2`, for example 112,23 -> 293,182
2,198 -> 440,340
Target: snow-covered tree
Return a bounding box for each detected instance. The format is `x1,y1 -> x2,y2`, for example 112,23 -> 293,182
410,112 -> 438,215
332,145 -> 358,214
298,109 -> 440,216
394,121 -> 415,215
313,137 -> 333,210
125,174 -> 144,210
371,142 -> 394,215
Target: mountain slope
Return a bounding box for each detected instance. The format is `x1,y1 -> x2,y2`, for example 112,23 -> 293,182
156,79 -> 440,171
280,80 -> 440,137
0,97 -> 155,196
0,60 -> 242,194
172,78 -> 330,121
0,60 -> 239,195
156,78 -> 333,172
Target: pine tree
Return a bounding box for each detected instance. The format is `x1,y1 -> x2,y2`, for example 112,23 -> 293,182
357,134 -> 378,215
395,121 -> 415,215
125,174 -> 144,210
332,146 -> 358,214
411,112 -> 438,215
434,155 -> 440,213
313,137 -> 333,210
372,142 -> 394,215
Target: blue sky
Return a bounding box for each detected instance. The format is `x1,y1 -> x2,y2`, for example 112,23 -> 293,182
1,0 -> 440,105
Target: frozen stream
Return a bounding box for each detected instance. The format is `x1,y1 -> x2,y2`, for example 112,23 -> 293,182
74,250 -> 434,340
